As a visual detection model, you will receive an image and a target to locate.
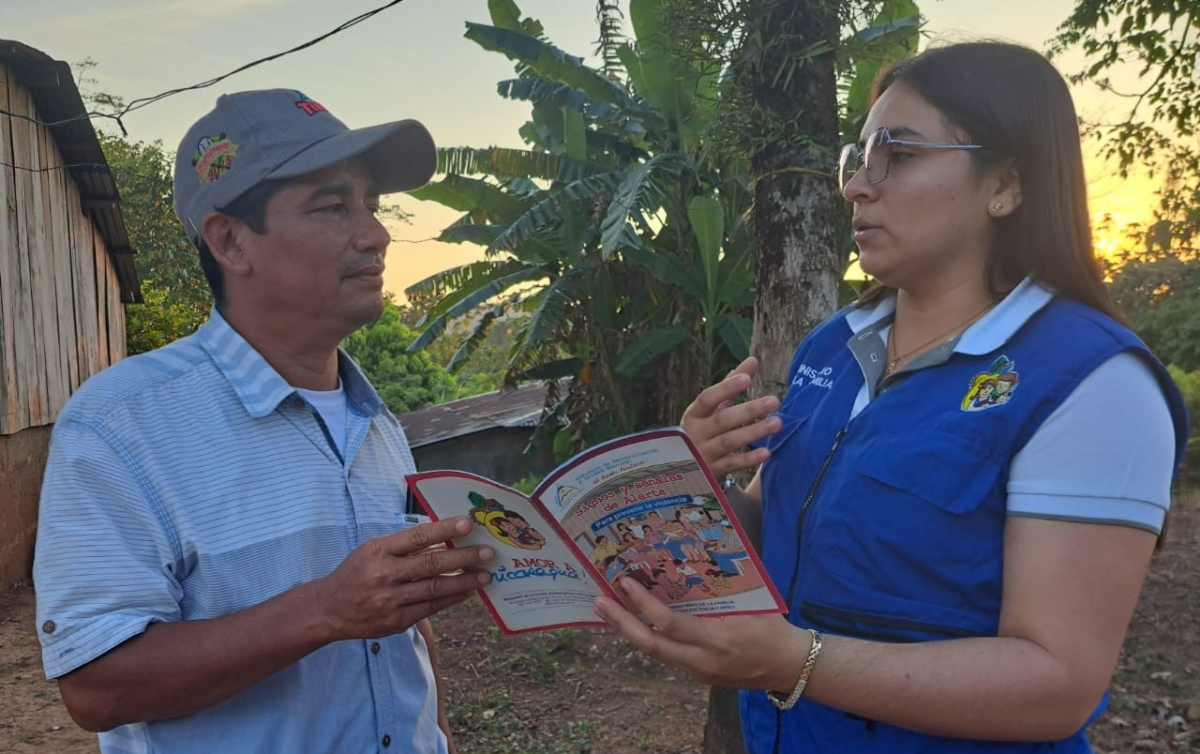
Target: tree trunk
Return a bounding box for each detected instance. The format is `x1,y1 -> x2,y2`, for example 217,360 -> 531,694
703,0 -> 843,750
746,0 -> 844,397
703,686 -> 748,754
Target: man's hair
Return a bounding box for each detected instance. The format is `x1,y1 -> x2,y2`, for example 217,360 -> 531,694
868,41 -> 1117,319
194,179 -> 289,306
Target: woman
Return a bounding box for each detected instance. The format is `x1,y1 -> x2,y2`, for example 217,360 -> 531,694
594,42 -> 1189,754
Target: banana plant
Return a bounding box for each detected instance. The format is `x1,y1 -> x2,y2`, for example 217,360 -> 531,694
406,0 -> 756,449
406,0 -> 920,451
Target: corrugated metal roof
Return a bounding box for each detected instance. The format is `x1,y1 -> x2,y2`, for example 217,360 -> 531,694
0,39 -> 141,303
399,382 -> 552,449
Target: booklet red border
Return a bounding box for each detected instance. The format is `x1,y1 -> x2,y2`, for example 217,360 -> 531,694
407,428 -> 785,635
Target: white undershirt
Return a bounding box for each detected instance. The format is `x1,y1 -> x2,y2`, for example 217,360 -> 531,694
295,381 -> 349,456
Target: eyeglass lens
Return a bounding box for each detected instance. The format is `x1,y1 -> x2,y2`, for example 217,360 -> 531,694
839,129 -> 890,191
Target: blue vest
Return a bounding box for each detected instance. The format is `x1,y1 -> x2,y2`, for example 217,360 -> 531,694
740,297 -> 1189,754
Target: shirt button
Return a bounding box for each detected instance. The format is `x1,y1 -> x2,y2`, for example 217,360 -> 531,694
370,641 -> 381,654
381,735 -> 391,747
42,620 -> 56,634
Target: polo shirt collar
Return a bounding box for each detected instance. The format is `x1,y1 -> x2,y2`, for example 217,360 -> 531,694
196,308 -> 384,419
336,349 -> 385,416
844,277 -> 1055,355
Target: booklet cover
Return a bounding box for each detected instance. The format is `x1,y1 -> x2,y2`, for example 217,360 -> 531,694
406,427 -> 785,634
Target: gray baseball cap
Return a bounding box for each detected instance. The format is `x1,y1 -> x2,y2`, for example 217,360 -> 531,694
173,88 -> 436,244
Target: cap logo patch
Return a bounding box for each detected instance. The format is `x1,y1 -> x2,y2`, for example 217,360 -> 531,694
191,133 -> 239,184
961,356 -> 1019,412
295,92 -> 327,117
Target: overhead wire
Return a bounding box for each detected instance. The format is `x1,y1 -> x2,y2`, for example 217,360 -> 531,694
0,0 -> 408,141
0,161 -> 111,174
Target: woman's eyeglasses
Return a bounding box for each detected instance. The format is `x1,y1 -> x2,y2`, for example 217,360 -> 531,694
838,127 -> 984,192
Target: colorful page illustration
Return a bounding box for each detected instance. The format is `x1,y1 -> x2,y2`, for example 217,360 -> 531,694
407,472 -> 612,634
534,429 -> 785,616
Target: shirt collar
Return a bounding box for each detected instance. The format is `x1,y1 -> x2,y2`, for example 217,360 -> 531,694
196,308 -> 384,419
844,277 -> 1055,354
336,348 -> 385,416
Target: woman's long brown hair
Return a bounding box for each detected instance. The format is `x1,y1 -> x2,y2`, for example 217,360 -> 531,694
858,42 -> 1118,319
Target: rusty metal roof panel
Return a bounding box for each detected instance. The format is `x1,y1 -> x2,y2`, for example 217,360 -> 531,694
399,382 -> 551,449
0,39 -> 141,303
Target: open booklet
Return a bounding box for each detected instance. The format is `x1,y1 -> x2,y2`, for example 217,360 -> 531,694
406,427 -> 785,634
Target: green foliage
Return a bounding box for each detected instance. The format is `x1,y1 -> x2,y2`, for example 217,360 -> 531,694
1167,366 -> 1200,435
397,302 -> 520,398
407,0 -> 761,450
1166,365 -> 1200,488
510,473 -> 542,494
407,0 -> 921,451
342,299 -> 461,413
1060,1 -> 1200,385
74,59 -> 211,354
839,0 -> 921,142
1106,249 -> 1200,371
1051,1 -> 1199,270
1051,0 -> 1198,177
124,284 -> 208,354
98,133 -> 212,354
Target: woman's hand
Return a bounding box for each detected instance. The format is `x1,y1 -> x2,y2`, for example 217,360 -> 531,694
593,579 -> 811,693
682,357 -> 782,478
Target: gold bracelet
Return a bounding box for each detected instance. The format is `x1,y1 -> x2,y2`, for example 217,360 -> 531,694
766,628 -> 823,711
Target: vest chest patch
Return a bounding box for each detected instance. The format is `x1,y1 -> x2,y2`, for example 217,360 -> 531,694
961,355 -> 1020,412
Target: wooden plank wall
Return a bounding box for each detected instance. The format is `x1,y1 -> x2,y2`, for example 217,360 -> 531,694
0,63 -> 127,435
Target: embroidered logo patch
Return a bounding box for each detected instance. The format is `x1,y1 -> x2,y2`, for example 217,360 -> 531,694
294,92 -> 327,116
961,356 -> 1019,412
191,133 -> 239,184
791,363 -> 834,390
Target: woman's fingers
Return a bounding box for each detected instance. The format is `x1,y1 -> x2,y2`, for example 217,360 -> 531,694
686,373 -> 755,426
595,581 -> 706,655
709,446 -> 772,478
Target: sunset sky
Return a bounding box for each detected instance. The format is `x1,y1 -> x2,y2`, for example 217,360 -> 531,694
4,0 -> 1158,299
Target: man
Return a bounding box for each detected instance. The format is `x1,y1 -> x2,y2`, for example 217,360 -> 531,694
32,89 -> 494,754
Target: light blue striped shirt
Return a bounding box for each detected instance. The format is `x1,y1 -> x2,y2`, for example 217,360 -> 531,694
33,309 -> 446,754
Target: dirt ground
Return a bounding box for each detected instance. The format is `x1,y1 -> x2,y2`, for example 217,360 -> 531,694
2,493 -> 1196,754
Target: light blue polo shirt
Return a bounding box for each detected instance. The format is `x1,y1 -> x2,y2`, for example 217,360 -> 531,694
34,309 -> 446,754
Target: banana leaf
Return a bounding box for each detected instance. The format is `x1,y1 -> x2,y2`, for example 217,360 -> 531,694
613,326 -> 691,377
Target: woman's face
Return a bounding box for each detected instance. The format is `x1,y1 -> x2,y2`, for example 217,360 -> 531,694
845,82 -> 1007,296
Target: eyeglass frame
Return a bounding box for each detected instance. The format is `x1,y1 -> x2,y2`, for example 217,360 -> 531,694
838,127 -> 985,192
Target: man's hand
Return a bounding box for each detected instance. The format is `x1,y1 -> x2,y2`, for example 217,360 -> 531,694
682,357 -> 782,478
313,516 -> 493,641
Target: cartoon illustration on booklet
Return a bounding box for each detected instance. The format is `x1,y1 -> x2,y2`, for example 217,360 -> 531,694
406,427 -> 786,634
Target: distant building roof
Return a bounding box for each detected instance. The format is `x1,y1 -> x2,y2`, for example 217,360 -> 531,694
0,39 -> 140,302
399,382 -> 553,449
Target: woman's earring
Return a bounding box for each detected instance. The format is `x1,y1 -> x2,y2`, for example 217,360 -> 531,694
990,202 -> 1004,214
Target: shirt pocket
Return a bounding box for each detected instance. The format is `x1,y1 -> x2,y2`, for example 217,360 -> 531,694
856,434 -> 1002,515
764,410 -> 809,458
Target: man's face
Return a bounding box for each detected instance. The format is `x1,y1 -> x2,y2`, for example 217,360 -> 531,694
236,158 -> 390,337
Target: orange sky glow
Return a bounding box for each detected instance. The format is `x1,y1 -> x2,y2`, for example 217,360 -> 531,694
4,0 -> 1165,301
377,2 -> 1167,301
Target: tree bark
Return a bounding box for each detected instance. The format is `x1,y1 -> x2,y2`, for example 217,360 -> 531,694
703,0 -> 843,751
703,686 -> 748,754
746,0 -> 844,398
